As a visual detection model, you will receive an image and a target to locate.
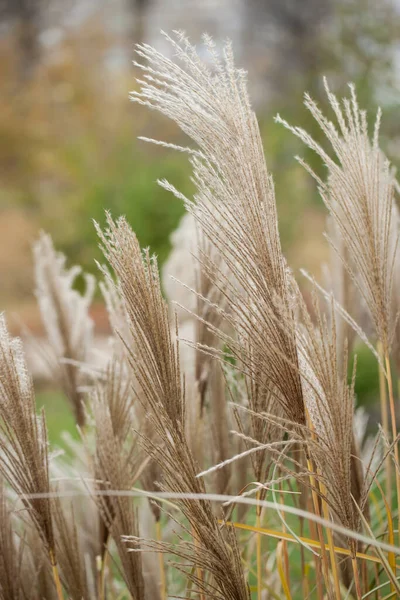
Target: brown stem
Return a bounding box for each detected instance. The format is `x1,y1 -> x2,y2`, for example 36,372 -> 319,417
351,556 -> 362,600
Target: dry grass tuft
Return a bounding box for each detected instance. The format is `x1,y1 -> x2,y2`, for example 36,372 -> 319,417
96,213 -> 251,600
131,31 -> 306,430
0,314 -> 55,559
276,80 -> 399,358
33,232 -> 95,427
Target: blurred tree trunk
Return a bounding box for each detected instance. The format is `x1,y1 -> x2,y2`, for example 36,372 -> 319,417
127,0 -> 150,46
14,0 -> 42,79
244,0 -> 331,99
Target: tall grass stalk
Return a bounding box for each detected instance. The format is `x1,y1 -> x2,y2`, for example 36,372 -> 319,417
156,520 -> 167,600
351,556 -> 363,600
385,353 -> 400,549
306,455 -> 333,593
50,552 -> 64,600
378,342 -> 391,501
256,490 -> 262,600
320,481 -> 342,599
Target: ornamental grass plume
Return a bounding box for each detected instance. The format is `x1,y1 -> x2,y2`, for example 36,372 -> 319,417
100,271 -> 163,524
296,289 -> 361,538
33,232 -> 95,427
96,213 -> 251,600
131,31 -> 306,429
0,314 -> 62,596
277,80 -> 399,355
276,80 -> 399,361
86,356 -> 149,600
129,33 -> 387,598
276,81 -> 400,532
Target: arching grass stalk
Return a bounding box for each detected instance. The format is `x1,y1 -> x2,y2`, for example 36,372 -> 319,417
319,480 -> 342,600
50,550 -> 64,600
256,489 -> 262,600
305,455 -> 332,596
378,343 -> 391,503
305,407 -> 334,597
156,520 -> 167,600
351,556 -> 363,600
307,499 -> 324,600
305,404 -> 341,597
384,352 -> 400,550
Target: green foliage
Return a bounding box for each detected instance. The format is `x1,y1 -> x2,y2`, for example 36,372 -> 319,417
352,345 -> 381,410
55,139 -> 191,272
36,387 -> 78,453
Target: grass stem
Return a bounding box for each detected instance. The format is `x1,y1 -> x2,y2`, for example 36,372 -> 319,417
378,343 -> 391,502
385,352 -> 400,551
256,490 -> 262,600
352,556 -> 362,600
306,457 -> 331,595
320,482 -> 342,600
156,519 -> 167,600
50,550 -> 64,600
191,525 -> 206,600
307,499 -> 324,600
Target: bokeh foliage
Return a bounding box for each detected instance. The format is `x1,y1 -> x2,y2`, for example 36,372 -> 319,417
0,0 -> 399,309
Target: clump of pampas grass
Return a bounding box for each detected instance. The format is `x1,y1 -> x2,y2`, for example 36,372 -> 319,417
0,31 -> 399,600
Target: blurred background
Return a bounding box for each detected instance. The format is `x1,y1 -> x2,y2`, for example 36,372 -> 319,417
1,0 -> 400,436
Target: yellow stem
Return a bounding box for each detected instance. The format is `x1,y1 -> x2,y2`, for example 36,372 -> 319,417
299,519 -> 309,600
306,457 -> 331,594
397,378 -> 400,410
307,497 -> 324,600
385,352 -> 400,552
378,342 -> 391,502
279,486 -> 290,588
276,540 -> 292,600
320,482 -> 342,600
50,550 -> 64,600
256,490 -> 262,600
352,556 -> 362,600
306,410 -> 341,596
156,520 -> 167,600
